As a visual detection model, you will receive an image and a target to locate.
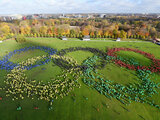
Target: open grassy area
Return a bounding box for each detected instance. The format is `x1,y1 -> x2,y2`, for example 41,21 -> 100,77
0,38 -> 159,120
65,51 -> 94,64
116,51 -> 152,66
98,63 -> 139,85
26,62 -> 62,84
10,49 -> 48,63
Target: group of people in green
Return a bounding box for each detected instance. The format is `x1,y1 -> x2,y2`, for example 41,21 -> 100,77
82,55 -> 160,109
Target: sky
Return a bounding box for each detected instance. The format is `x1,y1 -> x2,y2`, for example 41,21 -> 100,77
0,0 -> 159,14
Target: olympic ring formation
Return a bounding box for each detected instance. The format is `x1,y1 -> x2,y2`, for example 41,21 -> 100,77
5,55 -> 81,102
0,46 -> 57,70
57,47 -> 107,68
82,55 -> 160,109
0,46 -> 159,109
107,48 -> 160,73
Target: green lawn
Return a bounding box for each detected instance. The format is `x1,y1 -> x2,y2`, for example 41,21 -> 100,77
26,62 -> 62,84
65,51 -> 94,64
98,63 -> 139,85
117,51 -> 152,66
10,49 -> 48,63
0,38 -> 159,120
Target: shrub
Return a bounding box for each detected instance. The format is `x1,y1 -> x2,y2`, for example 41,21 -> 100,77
15,34 -> 26,43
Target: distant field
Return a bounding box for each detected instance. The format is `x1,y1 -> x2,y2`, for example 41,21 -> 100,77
0,38 -> 159,120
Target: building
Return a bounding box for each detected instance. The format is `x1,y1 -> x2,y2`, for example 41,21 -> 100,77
11,14 -> 23,20
116,38 -> 121,42
99,14 -> 106,18
83,35 -> 90,41
26,15 -> 34,19
157,15 -> 160,18
61,36 -> 67,40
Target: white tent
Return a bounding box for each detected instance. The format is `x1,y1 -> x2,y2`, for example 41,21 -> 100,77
83,35 -> 90,41
0,41 -> 3,43
116,38 -> 121,42
62,36 -> 67,40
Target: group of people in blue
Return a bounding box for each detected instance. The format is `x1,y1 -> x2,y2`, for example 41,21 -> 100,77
0,46 -> 57,70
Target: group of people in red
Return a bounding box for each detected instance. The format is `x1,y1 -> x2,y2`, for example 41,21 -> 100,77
107,47 -> 160,73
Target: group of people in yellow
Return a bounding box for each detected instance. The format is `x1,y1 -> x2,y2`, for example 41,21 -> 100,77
4,55 -> 81,106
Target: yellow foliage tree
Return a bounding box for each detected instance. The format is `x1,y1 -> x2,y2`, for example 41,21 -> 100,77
40,26 -> 48,35
82,28 -> 89,36
25,26 -> 31,35
1,24 -> 11,35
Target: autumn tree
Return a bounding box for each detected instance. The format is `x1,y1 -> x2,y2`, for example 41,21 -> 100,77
39,26 -> 48,35
113,29 -> 119,39
90,31 -> 95,38
120,30 -> 127,39
31,27 -> 37,34
149,27 -> 157,38
20,27 -> 25,35
0,23 -> 11,35
104,31 -> 109,38
82,28 -> 89,36
25,26 -> 31,35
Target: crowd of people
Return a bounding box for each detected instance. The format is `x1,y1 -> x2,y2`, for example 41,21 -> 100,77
0,46 -> 159,110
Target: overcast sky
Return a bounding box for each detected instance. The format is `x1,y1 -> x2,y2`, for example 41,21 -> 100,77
0,0 -> 159,14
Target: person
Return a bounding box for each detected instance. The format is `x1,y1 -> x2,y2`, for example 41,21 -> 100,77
49,106 -> 53,110
34,107 -> 39,110
106,103 -> 109,108
73,98 -> 76,102
0,97 -> 2,100
84,96 -> 88,100
17,106 -> 22,111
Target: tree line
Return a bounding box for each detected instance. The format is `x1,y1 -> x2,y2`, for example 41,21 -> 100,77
0,18 -> 160,40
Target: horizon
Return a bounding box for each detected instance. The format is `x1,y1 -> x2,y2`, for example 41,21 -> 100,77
0,13 -> 160,16
0,0 -> 159,14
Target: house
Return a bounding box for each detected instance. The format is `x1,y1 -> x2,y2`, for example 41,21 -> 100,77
99,14 -> 106,18
116,38 -> 121,42
83,35 -> 90,41
61,36 -> 67,40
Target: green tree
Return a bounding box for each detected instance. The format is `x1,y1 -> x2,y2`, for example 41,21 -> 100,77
15,34 -> 26,43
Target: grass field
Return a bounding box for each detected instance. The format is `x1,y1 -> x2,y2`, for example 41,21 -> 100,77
0,38 -> 159,120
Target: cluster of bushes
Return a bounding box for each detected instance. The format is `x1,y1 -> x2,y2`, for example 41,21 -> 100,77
0,33 -> 14,41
